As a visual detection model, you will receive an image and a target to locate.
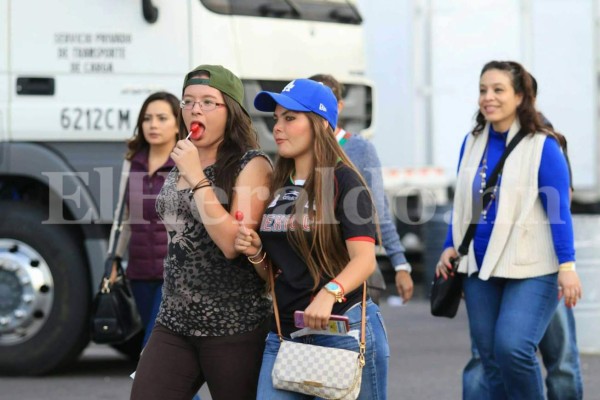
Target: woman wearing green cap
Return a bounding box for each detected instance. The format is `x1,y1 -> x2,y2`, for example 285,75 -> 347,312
130,65 -> 272,400
234,79 -> 390,399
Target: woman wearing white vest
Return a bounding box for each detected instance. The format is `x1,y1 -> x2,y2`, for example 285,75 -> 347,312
435,60 -> 582,400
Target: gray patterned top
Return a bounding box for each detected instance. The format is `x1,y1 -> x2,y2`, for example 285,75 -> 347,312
155,150 -> 272,336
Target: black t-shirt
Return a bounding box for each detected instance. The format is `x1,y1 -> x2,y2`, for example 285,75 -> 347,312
259,164 -> 377,337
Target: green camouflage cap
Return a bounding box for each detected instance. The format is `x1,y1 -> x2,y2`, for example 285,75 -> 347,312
183,64 -> 248,115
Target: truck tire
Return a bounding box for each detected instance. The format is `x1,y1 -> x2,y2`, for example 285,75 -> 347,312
0,201 -> 90,375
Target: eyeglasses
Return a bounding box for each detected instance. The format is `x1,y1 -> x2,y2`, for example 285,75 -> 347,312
180,99 -> 226,111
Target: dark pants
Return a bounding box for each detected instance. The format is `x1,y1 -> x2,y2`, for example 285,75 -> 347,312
130,321 -> 268,400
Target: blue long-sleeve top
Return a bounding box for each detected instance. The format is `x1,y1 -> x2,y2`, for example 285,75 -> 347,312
342,133 -> 408,266
443,126 -> 575,267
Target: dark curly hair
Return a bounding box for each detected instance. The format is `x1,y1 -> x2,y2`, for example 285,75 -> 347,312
473,61 -> 555,139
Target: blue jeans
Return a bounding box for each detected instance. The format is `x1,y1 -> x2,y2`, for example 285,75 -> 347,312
130,280 -> 163,347
539,300 -> 583,400
256,299 -> 389,399
463,338 -> 489,400
463,300 -> 583,400
463,273 -> 559,400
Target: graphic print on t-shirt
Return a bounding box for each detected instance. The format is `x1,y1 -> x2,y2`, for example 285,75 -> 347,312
261,187 -> 314,232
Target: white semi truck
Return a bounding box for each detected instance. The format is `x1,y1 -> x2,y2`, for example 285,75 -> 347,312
0,0 -> 373,375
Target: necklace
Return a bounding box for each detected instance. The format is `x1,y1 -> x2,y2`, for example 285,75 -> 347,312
479,143 -> 488,195
479,140 -> 501,221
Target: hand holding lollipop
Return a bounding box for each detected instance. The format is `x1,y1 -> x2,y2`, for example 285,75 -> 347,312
233,211 -> 263,259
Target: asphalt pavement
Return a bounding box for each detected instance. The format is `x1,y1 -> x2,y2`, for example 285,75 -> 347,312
1,297 -> 599,399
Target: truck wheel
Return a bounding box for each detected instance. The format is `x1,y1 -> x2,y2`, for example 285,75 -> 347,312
0,201 -> 90,375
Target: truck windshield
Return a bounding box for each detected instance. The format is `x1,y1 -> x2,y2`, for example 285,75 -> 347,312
200,0 -> 362,24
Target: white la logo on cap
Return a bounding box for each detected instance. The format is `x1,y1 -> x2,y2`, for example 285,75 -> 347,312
319,103 -> 327,112
282,81 -> 296,93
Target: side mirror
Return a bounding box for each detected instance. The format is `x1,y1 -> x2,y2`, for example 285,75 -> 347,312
142,0 -> 159,23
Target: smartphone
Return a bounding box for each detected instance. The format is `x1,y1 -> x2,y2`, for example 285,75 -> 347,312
293,310 -> 350,334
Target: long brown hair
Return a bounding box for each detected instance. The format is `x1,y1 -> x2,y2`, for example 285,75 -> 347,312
126,92 -> 180,160
270,113 -> 379,290
473,61 -> 557,139
178,73 -> 259,210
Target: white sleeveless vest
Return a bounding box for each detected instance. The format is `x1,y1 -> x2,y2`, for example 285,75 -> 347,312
452,120 -> 559,280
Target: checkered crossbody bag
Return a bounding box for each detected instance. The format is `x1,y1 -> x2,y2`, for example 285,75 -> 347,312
269,266 -> 367,400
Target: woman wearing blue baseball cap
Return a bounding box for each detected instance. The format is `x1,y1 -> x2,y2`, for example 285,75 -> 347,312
234,79 -> 390,399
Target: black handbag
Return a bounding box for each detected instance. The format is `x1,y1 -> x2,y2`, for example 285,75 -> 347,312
430,129 -> 526,318
90,182 -> 142,344
430,257 -> 462,317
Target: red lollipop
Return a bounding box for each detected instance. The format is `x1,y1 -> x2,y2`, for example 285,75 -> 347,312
186,122 -> 202,140
235,211 -> 244,222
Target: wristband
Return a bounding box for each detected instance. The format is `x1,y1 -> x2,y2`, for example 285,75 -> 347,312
324,280 -> 346,303
189,178 -> 211,194
394,263 -> 412,273
190,183 -> 211,194
558,262 -> 576,272
330,279 -> 346,295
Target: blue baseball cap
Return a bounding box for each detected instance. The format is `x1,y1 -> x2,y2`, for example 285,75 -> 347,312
254,79 -> 338,130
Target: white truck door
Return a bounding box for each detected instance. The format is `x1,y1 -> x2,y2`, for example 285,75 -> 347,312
10,0 -> 189,142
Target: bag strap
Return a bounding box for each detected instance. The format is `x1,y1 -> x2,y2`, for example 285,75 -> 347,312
457,129 -> 526,256
104,181 -> 129,278
268,261 -> 367,365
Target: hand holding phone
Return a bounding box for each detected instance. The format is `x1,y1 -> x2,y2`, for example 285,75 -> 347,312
293,310 -> 350,334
